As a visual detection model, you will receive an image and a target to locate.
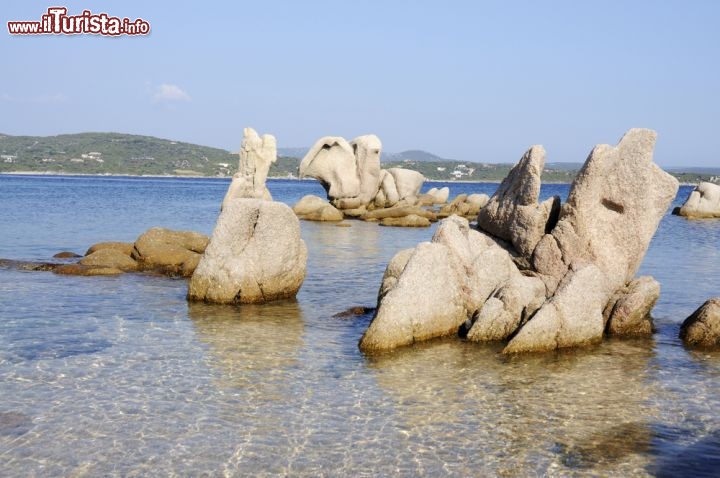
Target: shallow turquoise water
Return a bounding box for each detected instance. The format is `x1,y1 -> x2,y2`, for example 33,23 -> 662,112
1,175 -> 719,476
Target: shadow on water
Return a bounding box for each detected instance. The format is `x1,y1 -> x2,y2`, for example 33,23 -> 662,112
649,427 -> 720,477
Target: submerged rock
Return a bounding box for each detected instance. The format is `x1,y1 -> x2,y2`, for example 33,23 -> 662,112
188,198 -> 307,304
674,182 -> 720,219
53,251 -> 81,259
680,298 -> 720,348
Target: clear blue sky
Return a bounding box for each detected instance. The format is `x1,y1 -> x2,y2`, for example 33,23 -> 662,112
2,1 -> 719,166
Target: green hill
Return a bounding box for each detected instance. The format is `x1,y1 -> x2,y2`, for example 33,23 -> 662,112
1,132 -> 717,184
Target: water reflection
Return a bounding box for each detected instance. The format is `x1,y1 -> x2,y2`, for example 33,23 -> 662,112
365,337 -> 660,475
187,300 -> 305,394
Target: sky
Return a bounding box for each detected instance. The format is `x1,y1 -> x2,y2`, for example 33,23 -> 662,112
1,1 -> 719,167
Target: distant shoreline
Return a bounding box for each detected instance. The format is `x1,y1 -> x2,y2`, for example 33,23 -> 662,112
0,171 -> 703,187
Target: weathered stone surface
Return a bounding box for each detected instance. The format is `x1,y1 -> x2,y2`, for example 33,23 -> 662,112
533,129 -> 679,295
387,168 -> 424,201
375,170 -> 400,207
603,276 -> 659,336
292,195 -> 344,221
132,227 -> 209,277
359,242 -> 466,352
466,274 -> 546,342
676,182 -> 720,219
188,199 -> 307,304
85,241 -> 134,257
221,127 -> 277,208
377,248 -> 415,301
477,146 -> 561,257
349,134 -> 382,206
361,215 -> 536,351
80,248 -> 138,272
680,298 -> 720,348
504,264 -> 611,353
379,214 -> 431,227
299,136 -> 360,199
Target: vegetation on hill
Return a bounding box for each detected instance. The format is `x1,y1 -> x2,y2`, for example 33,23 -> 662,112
0,132 -> 237,176
1,133 -> 717,184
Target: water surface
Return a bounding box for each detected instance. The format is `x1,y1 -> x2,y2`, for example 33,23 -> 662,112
1,175 -> 719,476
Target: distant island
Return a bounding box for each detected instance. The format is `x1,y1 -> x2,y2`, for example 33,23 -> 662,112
1,132 -> 718,184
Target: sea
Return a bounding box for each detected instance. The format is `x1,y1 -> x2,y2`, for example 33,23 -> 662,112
1,174 -> 719,477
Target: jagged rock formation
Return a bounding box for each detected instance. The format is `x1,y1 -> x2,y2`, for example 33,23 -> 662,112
297,135 -> 425,224
680,298 -> 720,348
221,127 -> 277,209
360,129 -> 679,354
188,199 -> 307,304
674,182 -> 720,218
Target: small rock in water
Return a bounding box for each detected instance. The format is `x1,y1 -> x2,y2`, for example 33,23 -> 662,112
53,251 -> 81,259
333,306 -> 375,319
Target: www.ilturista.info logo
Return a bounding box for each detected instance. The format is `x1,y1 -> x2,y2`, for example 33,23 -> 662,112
8,7 -> 150,36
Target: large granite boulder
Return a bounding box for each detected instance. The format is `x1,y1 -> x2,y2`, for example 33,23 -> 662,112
188,199 -> 307,304
505,129 -> 677,353
680,298 -> 720,348
360,216 -> 541,351
132,227 -> 209,277
299,136 -> 361,200
675,182 -> 720,219
222,127 -> 277,208
360,129 -> 678,354
387,168 -> 424,202
532,128 -> 679,296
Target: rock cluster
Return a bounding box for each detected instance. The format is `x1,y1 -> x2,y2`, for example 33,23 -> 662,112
360,129 -> 679,354
222,127 -> 277,209
53,228 -> 209,277
188,198 -> 307,304
674,182 -> 720,219
296,135 -> 429,226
